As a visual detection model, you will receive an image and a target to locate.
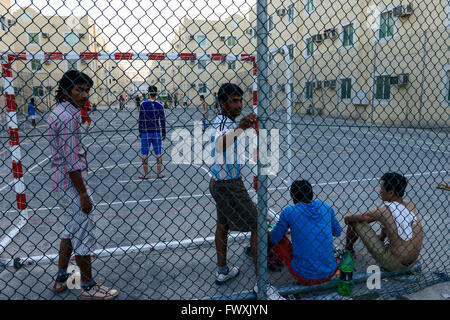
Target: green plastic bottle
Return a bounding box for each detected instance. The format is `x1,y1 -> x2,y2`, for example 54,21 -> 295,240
337,250 -> 354,297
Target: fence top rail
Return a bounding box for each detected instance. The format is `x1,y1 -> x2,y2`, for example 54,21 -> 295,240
0,51 -> 256,62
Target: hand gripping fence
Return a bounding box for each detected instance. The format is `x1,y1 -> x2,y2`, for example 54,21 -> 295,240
0,0 -> 449,301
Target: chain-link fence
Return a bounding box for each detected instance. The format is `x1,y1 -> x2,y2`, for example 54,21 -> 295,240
0,0 -> 448,300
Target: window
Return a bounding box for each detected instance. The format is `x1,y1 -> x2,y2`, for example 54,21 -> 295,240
33,86 -> 44,97
446,70 -> 450,103
343,23 -> 354,47
287,4 -> 295,23
1,17 -> 7,32
340,78 -> 352,100
305,81 -> 314,99
198,83 -> 207,94
375,75 -> 391,100
305,0 -> 315,14
379,11 -> 394,39
64,32 -> 78,46
228,61 -> 236,71
306,37 -> 314,57
196,35 -> 207,47
30,60 -> 42,72
161,78 -> 166,84
28,32 -> 39,45
268,16 -> 274,32
67,60 -> 78,71
226,36 -> 237,47
197,60 -> 207,71
288,44 -> 295,60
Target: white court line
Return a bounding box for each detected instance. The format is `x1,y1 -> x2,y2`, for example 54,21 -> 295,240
4,169 -> 447,215
282,130 -> 450,156
118,177 -> 172,183
0,136 -> 141,192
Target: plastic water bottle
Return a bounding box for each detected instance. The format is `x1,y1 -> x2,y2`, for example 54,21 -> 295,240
337,250 -> 354,297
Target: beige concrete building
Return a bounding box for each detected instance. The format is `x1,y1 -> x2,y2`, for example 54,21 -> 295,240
0,5 -> 131,112
246,0 -> 449,127
154,0 -> 448,127
147,14 -> 254,106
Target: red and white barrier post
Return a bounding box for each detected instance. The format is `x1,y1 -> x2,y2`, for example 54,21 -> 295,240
0,53 -> 30,256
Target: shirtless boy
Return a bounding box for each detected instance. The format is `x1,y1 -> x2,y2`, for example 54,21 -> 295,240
344,172 -> 423,272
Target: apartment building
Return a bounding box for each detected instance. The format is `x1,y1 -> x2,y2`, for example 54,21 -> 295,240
155,0 -> 448,127
147,14 -> 254,106
0,5 -> 130,112
246,0 -> 449,127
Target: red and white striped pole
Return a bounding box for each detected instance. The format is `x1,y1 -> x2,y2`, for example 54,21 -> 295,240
251,57 -> 258,190
0,53 -> 30,255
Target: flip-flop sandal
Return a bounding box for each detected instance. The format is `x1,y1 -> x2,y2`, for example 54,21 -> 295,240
139,176 -> 149,180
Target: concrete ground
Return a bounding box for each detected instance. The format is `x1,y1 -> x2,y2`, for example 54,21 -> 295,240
0,102 -> 448,300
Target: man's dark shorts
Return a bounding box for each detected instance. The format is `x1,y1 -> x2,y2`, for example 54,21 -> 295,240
209,177 -> 257,232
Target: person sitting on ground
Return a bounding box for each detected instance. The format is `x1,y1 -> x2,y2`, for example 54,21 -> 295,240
269,180 -> 342,286
344,172 -> 424,272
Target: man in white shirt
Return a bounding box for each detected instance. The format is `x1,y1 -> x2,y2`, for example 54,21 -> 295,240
209,83 -> 284,299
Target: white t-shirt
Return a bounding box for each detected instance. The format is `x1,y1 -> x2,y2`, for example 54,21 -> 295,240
210,115 -> 241,181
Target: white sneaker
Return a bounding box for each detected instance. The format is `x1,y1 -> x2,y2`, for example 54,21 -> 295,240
215,266 -> 239,285
253,284 -> 285,300
81,280 -> 119,300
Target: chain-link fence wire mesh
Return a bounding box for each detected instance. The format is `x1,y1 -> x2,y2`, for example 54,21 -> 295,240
0,0 -> 449,300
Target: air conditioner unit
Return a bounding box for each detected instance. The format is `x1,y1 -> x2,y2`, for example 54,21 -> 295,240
7,18 -> 16,27
42,33 -> 49,38
276,9 -> 287,17
313,33 -> 323,44
390,76 -> 399,85
393,5 -> 403,18
324,28 -> 338,40
245,28 -> 253,35
314,81 -> 322,89
401,4 -> 413,17
397,73 -> 409,86
328,79 -> 337,89
323,79 -> 336,88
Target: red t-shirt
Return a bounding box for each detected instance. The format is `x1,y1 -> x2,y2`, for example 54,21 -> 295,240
81,101 -> 91,123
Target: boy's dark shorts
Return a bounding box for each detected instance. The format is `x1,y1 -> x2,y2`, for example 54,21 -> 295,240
209,177 -> 257,232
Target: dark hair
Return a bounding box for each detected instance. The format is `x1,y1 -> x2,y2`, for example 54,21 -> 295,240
381,172 -> 407,197
290,180 -> 313,204
30,98 -> 35,104
217,83 -> 243,103
56,70 -> 93,103
148,85 -> 158,95
199,95 -> 205,100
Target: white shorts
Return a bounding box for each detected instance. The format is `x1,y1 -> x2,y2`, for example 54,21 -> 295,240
31,115 -> 36,120
56,185 -> 96,256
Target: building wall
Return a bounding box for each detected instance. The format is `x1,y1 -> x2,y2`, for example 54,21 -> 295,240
2,7 -> 127,111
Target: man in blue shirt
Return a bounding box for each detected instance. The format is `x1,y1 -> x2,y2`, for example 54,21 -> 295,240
28,98 -> 40,127
138,86 -> 166,179
269,180 -> 342,285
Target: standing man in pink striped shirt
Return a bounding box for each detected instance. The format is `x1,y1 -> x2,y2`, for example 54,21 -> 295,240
48,70 -> 118,300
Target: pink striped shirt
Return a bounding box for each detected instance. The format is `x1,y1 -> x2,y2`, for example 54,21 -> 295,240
47,101 -> 88,191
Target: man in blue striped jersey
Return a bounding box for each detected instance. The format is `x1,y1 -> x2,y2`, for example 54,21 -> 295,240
209,83 -> 284,299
